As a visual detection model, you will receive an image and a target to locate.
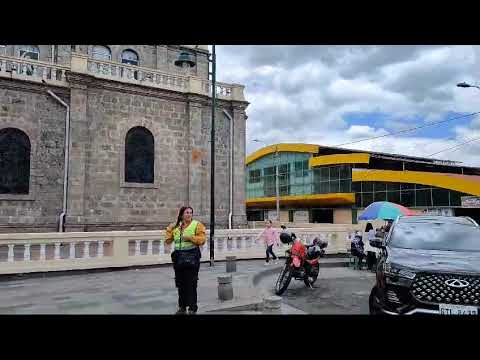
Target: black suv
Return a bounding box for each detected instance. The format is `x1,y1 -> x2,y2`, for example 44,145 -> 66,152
369,215 -> 480,315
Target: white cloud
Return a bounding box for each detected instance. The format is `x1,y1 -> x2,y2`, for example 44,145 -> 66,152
216,45 -> 480,167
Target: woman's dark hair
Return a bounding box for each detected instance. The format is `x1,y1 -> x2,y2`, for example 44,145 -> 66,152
175,206 -> 193,228
281,225 -> 286,230
365,222 -> 373,232
266,219 -> 272,224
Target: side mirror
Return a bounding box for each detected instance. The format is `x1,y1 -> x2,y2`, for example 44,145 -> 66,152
370,239 -> 385,249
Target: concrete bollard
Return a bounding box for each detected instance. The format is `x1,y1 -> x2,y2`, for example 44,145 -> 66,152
263,295 -> 282,314
217,274 -> 233,301
226,256 -> 237,273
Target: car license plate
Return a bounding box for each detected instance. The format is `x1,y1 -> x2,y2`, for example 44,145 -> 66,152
439,304 -> 478,315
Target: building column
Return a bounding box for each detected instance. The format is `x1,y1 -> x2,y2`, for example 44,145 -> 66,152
231,104 -> 248,227
186,97 -> 208,220
65,81 -> 88,231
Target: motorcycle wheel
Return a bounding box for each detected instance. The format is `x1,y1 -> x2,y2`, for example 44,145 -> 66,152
275,263 -> 293,295
304,263 -> 319,287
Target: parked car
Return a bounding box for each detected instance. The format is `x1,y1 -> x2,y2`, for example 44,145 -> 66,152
369,215 -> 480,315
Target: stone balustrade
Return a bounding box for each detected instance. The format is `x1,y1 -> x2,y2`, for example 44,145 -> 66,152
72,53 -> 245,101
0,55 -> 69,87
0,53 -> 245,102
86,57 -> 190,93
0,227 -> 354,275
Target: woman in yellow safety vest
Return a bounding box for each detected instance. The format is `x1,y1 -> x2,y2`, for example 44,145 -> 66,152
165,206 -> 206,315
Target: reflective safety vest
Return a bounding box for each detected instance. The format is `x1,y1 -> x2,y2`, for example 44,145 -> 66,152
173,220 -> 198,250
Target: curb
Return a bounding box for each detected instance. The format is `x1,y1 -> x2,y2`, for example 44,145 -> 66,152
251,258 -> 350,286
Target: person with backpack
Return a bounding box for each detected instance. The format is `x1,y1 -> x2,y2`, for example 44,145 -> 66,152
165,206 -> 206,315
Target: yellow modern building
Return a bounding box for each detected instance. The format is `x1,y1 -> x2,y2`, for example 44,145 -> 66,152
245,143 -> 480,224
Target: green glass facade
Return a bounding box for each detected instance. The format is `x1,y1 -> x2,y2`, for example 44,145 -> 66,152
246,153 -> 469,209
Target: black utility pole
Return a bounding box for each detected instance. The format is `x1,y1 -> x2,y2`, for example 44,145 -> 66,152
209,45 -> 216,266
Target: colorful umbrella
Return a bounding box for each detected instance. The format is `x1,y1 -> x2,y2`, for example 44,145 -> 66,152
358,201 -> 418,221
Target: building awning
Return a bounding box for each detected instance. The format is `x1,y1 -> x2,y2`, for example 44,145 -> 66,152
246,193 -> 355,208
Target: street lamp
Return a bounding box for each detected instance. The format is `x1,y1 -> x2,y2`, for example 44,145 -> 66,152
457,82 -> 480,90
252,139 -> 280,222
175,46 -> 216,267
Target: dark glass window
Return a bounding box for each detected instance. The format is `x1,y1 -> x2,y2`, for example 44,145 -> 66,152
330,166 -> 340,180
121,49 -> 139,66
400,190 -> 415,207
416,189 -> 432,207
0,128 -> 30,194
374,191 -> 387,202
294,160 -> 309,177
374,182 -> 386,191
362,193 -> 374,208
351,181 -> 361,192
18,45 -> 39,60
125,127 -> 154,183
329,179 -> 340,193
387,182 -> 401,191
339,164 -> 351,179
450,191 -> 462,207
320,167 -> 329,181
362,182 -> 373,192
387,191 -> 400,204
340,179 -> 351,193
355,193 -> 362,208
401,183 -> 414,190
249,169 -> 261,183
432,188 -> 450,207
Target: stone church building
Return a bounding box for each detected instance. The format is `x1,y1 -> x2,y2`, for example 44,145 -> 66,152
0,45 -> 248,232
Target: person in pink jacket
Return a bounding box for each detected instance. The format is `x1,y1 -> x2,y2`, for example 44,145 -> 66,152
256,219 -> 280,265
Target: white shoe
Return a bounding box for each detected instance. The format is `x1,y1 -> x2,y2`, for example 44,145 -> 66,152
264,261 -> 269,266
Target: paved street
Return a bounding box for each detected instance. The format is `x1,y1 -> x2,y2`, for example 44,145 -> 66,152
0,260 -> 264,314
0,259 -> 375,314
256,266 -> 376,314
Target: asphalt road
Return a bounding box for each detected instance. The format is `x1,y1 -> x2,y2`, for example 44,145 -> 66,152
257,267 -> 377,314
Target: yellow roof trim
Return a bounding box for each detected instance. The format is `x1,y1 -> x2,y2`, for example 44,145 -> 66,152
246,193 -> 355,208
246,143 -> 319,165
309,153 -> 370,168
352,169 -> 480,196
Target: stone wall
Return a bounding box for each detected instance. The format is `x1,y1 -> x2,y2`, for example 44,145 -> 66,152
0,79 -> 68,232
0,46 -> 248,232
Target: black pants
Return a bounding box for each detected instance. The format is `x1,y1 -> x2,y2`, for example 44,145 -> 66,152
173,249 -> 200,312
266,244 -> 277,262
356,254 -> 364,269
366,251 -> 376,270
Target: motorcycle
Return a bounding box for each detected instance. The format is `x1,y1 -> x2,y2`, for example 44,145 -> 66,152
275,233 -> 328,295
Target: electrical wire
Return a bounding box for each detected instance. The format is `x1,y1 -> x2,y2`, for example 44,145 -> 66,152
332,111 -> 480,148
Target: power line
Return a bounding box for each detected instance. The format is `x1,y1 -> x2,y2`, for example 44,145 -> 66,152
332,111 -> 480,148
427,136 -> 480,157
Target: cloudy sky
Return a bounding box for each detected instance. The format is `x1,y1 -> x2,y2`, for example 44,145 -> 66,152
215,45 -> 480,167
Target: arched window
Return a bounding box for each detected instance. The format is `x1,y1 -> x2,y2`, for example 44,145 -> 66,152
121,49 -> 139,66
18,45 -> 39,60
125,127 -> 154,183
92,45 -> 112,61
0,128 -> 30,194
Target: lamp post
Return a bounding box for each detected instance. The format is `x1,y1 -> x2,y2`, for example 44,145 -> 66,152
457,82 -> 480,91
175,46 -> 216,266
252,139 -> 280,222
